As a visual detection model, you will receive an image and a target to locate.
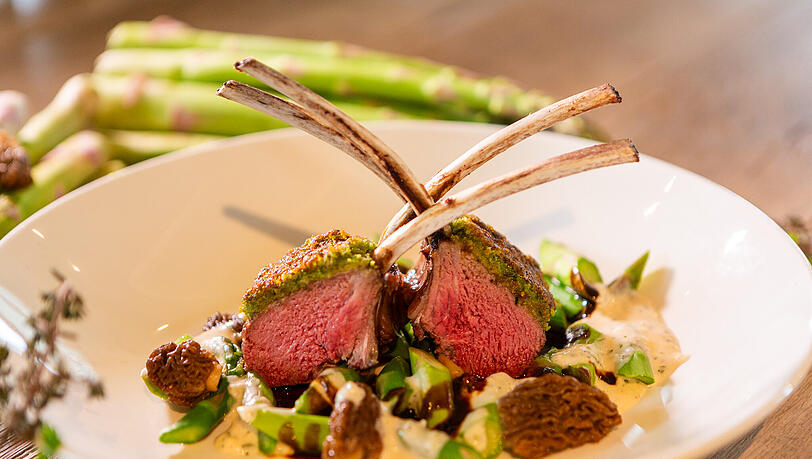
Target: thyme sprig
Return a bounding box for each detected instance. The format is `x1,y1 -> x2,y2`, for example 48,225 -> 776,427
0,270 -> 104,455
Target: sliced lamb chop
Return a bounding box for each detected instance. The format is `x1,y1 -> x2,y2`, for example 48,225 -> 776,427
240,230 -> 396,386
238,141 -> 636,386
377,140 -> 638,377
407,215 -> 554,377
218,63 -> 638,386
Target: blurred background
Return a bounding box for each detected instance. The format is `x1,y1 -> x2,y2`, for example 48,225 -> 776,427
1,0 -> 810,219
0,1 -> 810,457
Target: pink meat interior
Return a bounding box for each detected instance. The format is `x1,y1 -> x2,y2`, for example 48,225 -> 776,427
410,241 -> 545,377
242,269 -> 381,386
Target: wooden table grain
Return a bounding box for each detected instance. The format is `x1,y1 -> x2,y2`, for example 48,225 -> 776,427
0,0 -> 809,457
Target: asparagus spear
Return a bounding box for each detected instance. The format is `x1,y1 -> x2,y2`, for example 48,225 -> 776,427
94,48 -> 594,132
0,131 -> 109,238
617,351 -> 655,384
539,239 -> 603,287
105,129 -> 224,164
609,251 -> 650,291
293,366 -> 361,415
456,403 -> 503,459
16,75 -> 97,163
90,74 -> 421,135
249,407 -> 329,456
159,377 -> 232,443
406,347 -> 454,428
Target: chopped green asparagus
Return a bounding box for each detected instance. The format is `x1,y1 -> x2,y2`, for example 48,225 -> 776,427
609,251 -> 650,291
438,440 -> 485,459
617,351 -> 655,385
375,356 -> 411,408
159,377 -> 232,443
294,366 -> 361,414
406,347 -> 453,428
564,362 -> 597,386
539,239 -> 603,287
544,274 -> 590,318
457,403 -> 502,458
251,407 -> 329,456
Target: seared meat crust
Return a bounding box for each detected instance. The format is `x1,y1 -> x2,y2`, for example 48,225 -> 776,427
242,230 -> 376,318
444,215 -> 555,326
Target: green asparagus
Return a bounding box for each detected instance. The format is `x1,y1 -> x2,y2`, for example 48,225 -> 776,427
250,407 -> 329,456
90,74 -> 421,135
406,347 -> 454,428
456,403 -> 502,458
0,131 -> 109,237
545,274 -> 590,319
159,377 -> 232,443
375,356 -> 410,407
293,366 -> 361,414
539,239 -> 603,287
94,48 -> 562,126
105,129 -> 224,164
564,362 -> 597,386
16,75 -> 96,162
609,251 -> 650,291
617,351 -> 655,384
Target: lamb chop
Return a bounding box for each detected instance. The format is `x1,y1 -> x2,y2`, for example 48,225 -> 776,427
217,60 -> 637,386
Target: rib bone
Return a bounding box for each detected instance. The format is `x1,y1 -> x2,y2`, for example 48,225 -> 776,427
235,57 -> 433,213
374,139 -> 639,270
379,84 -> 621,240
217,81 -> 404,200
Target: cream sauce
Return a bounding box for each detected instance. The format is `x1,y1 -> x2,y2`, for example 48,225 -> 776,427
549,284 -> 688,413
377,405 -> 451,459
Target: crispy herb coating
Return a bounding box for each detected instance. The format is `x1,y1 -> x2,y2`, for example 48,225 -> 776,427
445,215 -> 555,327
242,230 -> 377,319
0,132 -> 33,191
498,374 -> 621,457
146,340 -> 221,407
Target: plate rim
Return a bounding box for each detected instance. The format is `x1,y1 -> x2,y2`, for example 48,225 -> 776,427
1,119 -> 810,459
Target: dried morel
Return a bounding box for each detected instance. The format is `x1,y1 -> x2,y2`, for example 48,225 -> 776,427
146,340 -> 221,407
322,383 -> 383,459
0,132 -> 33,191
497,373 -> 621,458
203,312 -> 245,336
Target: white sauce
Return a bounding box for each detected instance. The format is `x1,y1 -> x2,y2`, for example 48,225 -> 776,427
549,285 -> 688,413
335,381 -> 367,406
470,373 -> 520,409
377,404 -> 451,459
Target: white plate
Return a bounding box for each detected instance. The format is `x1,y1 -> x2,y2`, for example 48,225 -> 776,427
0,121 -> 810,459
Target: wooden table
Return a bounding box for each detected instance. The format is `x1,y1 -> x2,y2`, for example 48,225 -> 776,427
1,0 -> 809,457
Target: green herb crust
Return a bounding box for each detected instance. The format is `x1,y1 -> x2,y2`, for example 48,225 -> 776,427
241,230 -> 377,319
445,215 -> 555,327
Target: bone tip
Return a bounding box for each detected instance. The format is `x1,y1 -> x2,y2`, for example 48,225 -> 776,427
234,57 -> 256,71
604,83 -> 622,103
216,80 -> 239,96
626,139 -> 640,161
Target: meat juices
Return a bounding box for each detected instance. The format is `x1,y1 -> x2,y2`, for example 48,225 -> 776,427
409,215 -> 556,378
241,230 -> 392,387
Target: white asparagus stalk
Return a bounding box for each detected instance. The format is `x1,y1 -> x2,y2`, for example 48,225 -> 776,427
234,57 -> 434,213
379,84 -> 621,240
374,139 -> 639,270
217,81 -> 395,193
